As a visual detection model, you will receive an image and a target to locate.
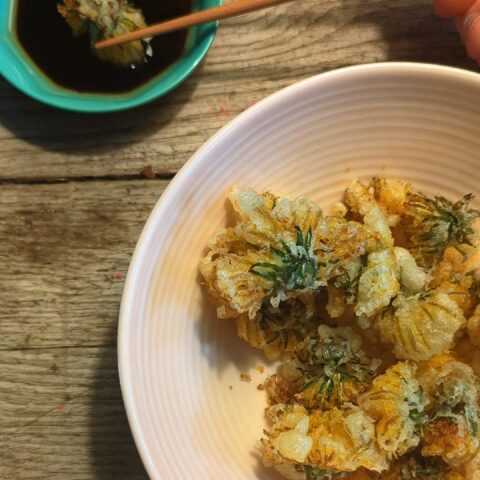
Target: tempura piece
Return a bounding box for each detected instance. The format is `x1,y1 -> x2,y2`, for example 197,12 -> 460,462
344,180 -> 400,317
200,187 -> 381,357
344,179 -> 394,248
199,178 -> 480,480
429,248 -> 477,316
279,325 -> 380,410
371,177 -> 411,219
200,188 -> 320,321
263,404 -> 313,465
355,249 -> 399,318
236,292 -> 321,359
332,257 -> 363,306
402,192 -> 480,268
417,357 -> 480,467
263,403 -> 387,475
57,0 -> 150,67
358,362 -> 427,459
393,246 -> 427,295
307,405 -> 387,473
373,291 -> 465,361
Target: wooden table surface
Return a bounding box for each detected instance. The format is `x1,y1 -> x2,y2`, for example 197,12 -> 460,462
0,1 -> 476,478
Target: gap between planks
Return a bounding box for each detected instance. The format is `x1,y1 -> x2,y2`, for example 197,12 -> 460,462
0,343 -> 117,352
0,172 -> 176,186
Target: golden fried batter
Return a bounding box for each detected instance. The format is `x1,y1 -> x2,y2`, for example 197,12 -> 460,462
199,180 -> 480,479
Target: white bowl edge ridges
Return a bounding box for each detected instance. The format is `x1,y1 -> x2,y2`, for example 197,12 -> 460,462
118,62 -> 480,479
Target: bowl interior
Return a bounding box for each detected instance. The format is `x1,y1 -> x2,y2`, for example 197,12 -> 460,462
118,63 -> 480,479
0,0 -> 220,112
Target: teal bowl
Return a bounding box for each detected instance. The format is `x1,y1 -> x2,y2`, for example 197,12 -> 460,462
0,0 -> 220,112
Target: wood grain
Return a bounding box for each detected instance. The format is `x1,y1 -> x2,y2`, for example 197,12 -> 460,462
0,0 -> 474,181
0,179 -> 168,350
0,0 -> 477,477
0,346 -> 147,479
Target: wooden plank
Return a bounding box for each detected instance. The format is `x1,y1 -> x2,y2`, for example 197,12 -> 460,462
0,0 -> 473,180
0,179 -> 168,350
0,345 -> 147,479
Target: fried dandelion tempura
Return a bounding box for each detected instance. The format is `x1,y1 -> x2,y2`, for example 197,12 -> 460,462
358,362 -> 427,459
279,325 -> 381,410
373,290 -> 465,361
57,0 -> 150,67
199,179 -> 480,479
263,404 -> 387,475
344,180 -> 400,320
402,192 -> 480,268
417,356 -> 480,468
200,187 -> 381,358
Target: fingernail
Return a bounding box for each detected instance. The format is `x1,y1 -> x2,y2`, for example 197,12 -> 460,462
463,11 -> 480,42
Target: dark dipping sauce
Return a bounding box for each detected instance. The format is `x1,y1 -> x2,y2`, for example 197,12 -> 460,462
16,0 -> 192,93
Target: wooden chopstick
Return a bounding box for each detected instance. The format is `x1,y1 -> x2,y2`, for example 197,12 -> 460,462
95,0 -> 297,50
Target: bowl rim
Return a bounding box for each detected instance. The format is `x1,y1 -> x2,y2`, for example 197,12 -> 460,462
0,0 -> 221,113
117,62 -> 480,478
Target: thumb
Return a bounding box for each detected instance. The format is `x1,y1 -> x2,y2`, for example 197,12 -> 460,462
455,2 -> 480,61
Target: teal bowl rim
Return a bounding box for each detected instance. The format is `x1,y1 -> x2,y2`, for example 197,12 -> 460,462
0,0 -> 221,113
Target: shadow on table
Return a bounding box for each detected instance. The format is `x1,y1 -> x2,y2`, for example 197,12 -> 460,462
0,65 -> 202,157
88,333 -> 148,480
351,0 -> 476,70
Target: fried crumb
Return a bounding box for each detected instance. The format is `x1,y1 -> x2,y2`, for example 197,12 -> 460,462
240,373 -> 251,382
228,385 -> 233,390
257,383 -> 265,390
141,164 -> 156,179
256,365 -> 264,374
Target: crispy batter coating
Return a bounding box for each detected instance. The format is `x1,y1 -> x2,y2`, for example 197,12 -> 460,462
57,0 -> 148,66
200,180 -> 480,479
430,248 -> 477,316
358,362 -> 426,459
263,404 -> 313,465
278,325 -> 380,410
263,404 -> 387,474
344,179 -> 394,248
307,406 -> 387,472
355,249 -> 399,318
417,357 -> 480,467
374,291 -> 465,361
393,246 -> 427,295
371,177 -> 411,217
402,192 -> 480,268
200,187 -> 381,357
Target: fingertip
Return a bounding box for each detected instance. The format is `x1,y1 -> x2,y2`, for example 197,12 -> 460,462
466,16 -> 480,59
434,0 -> 476,18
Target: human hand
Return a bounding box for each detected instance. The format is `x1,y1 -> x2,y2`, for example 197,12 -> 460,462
434,0 -> 480,61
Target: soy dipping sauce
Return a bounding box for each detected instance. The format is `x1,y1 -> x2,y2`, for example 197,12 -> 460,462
16,0 -> 192,93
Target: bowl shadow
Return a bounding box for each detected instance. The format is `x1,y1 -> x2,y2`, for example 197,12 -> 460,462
194,277 -> 275,375
87,325 -> 148,479
354,0 -> 477,69
0,65 -> 202,157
